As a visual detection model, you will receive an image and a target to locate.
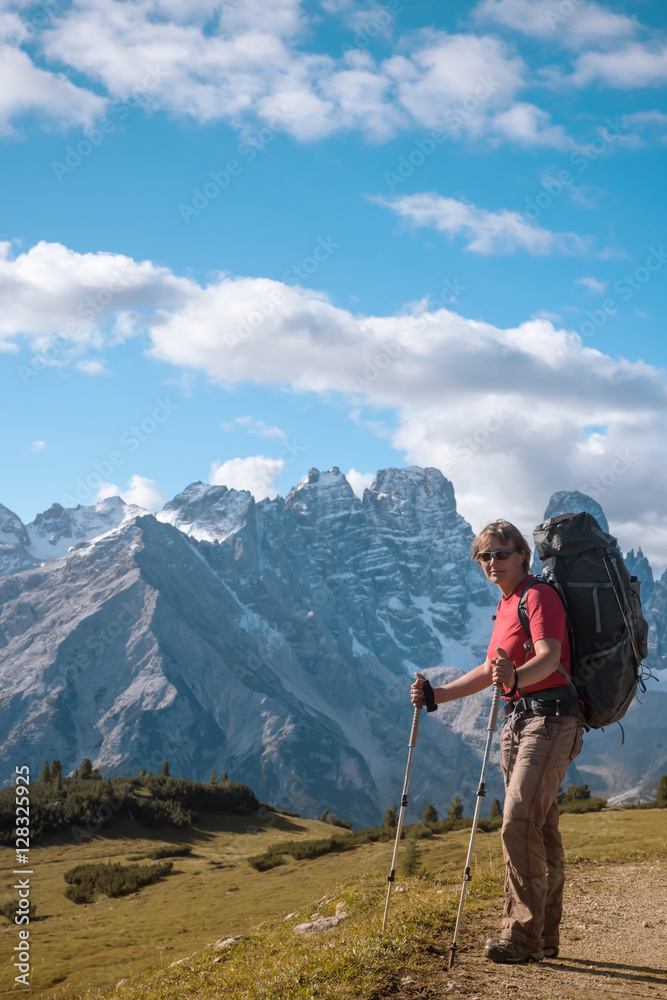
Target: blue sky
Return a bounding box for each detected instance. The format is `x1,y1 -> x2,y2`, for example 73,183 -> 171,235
2,0 -> 667,566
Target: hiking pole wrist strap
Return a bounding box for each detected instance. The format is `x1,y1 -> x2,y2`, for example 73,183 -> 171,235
504,665 -> 518,700
422,678 -> 437,713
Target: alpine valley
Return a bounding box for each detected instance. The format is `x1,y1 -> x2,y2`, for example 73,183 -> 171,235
0,467 -> 664,825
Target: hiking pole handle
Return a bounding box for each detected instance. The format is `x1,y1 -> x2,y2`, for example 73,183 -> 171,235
487,681 -> 502,732
410,673 -> 436,745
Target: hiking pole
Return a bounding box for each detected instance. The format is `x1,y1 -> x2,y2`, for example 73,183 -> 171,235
448,677 -> 503,970
381,672 -> 437,935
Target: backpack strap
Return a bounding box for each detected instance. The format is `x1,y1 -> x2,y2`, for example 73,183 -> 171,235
516,577 -> 543,650
517,577 -> 579,700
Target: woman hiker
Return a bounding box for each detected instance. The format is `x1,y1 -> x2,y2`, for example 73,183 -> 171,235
411,519 -> 584,964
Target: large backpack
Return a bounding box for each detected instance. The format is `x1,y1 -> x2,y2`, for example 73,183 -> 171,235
517,511 -> 649,729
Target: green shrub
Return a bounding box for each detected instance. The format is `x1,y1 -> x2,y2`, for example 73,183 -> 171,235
0,899 -> 20,922
327,815 -> 353,829
0,766 -> 260,843
477,816 -> 503,832
558,783 -> 591,804
558,797 -> 606,814
63,861 -> 174,903
147,844 -> 192,859
248,851 -> 287,872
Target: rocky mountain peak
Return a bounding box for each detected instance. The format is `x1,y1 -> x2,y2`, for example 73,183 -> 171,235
25,495 -> 136,561
365,466 -> 457,528
543,490 -> 609,534
157,481 -> 254,542
285,467 -> 359,518
31,501 -> 65,524
0,504 -> 29,547
625,547 -> 654,601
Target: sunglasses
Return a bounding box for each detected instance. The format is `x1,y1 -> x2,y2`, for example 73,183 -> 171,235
477,548 -> 519,563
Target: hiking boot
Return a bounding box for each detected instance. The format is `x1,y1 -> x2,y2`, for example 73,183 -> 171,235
542,945 -> 559,958
484,937 -> 544,964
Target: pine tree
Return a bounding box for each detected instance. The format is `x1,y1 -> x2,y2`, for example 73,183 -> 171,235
490,798 -> 503,819
54,773 -> 62,794
39,761 -> 51,783
161,761 -> 170,778
79,758 -> 93,780
384,805 -> 398,828
422,803 -> 438,824
657,775 -> 667,807
50,760 -> 62,780
210,769 -> 217,785
447,796 -> 464,821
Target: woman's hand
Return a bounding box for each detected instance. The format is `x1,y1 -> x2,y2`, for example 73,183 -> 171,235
491,646 -> 515,689
410,676 -> 425,706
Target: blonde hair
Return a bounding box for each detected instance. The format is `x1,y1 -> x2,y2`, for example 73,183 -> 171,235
471,520 -> 532,574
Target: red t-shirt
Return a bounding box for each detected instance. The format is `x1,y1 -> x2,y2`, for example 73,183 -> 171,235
486,575 -> 571,697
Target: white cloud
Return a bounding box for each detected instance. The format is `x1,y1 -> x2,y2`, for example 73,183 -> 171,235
474,2 -> 667,97
76,359 -> 112,375
345,468 -> 375,498
490,102 -> 571,148
474,0 -> 638,48
95,474 -> 165,510
0,33 -> 105,135
32,440 -> 45,451
569,43 -> 667,88
575,276 -> 607,294
0,239 -> 192,354
221,416 -> 287,439
381,30 -> 525,132
0,3 -> 570,149
209,455 -> 287,498
533,310 -> 562,323
5,238 -> 667,567
373,193 -> 588,255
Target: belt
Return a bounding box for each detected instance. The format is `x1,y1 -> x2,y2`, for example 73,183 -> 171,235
499,686 -> 583,722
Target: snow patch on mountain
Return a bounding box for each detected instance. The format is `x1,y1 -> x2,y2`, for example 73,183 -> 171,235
0,496 -> 145,575
25,496 -> 143,560
157,482 -> 254,542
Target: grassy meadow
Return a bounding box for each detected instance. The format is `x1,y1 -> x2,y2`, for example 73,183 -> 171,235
1,805 -> 665,999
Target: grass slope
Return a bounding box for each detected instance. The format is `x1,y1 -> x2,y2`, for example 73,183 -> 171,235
1,809 -> 665,998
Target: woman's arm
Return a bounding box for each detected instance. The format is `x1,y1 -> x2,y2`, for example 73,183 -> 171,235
491,638 -> 561,690
411,637 -> 561,707
411,657 -> 494,706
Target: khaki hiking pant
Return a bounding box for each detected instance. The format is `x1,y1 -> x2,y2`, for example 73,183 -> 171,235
500,712 -> 584,951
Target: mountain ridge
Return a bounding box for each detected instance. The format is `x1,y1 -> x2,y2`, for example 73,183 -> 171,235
0,467 -> 663,821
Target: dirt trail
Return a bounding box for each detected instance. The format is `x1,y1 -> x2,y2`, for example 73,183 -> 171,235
388,859 -> 667,999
